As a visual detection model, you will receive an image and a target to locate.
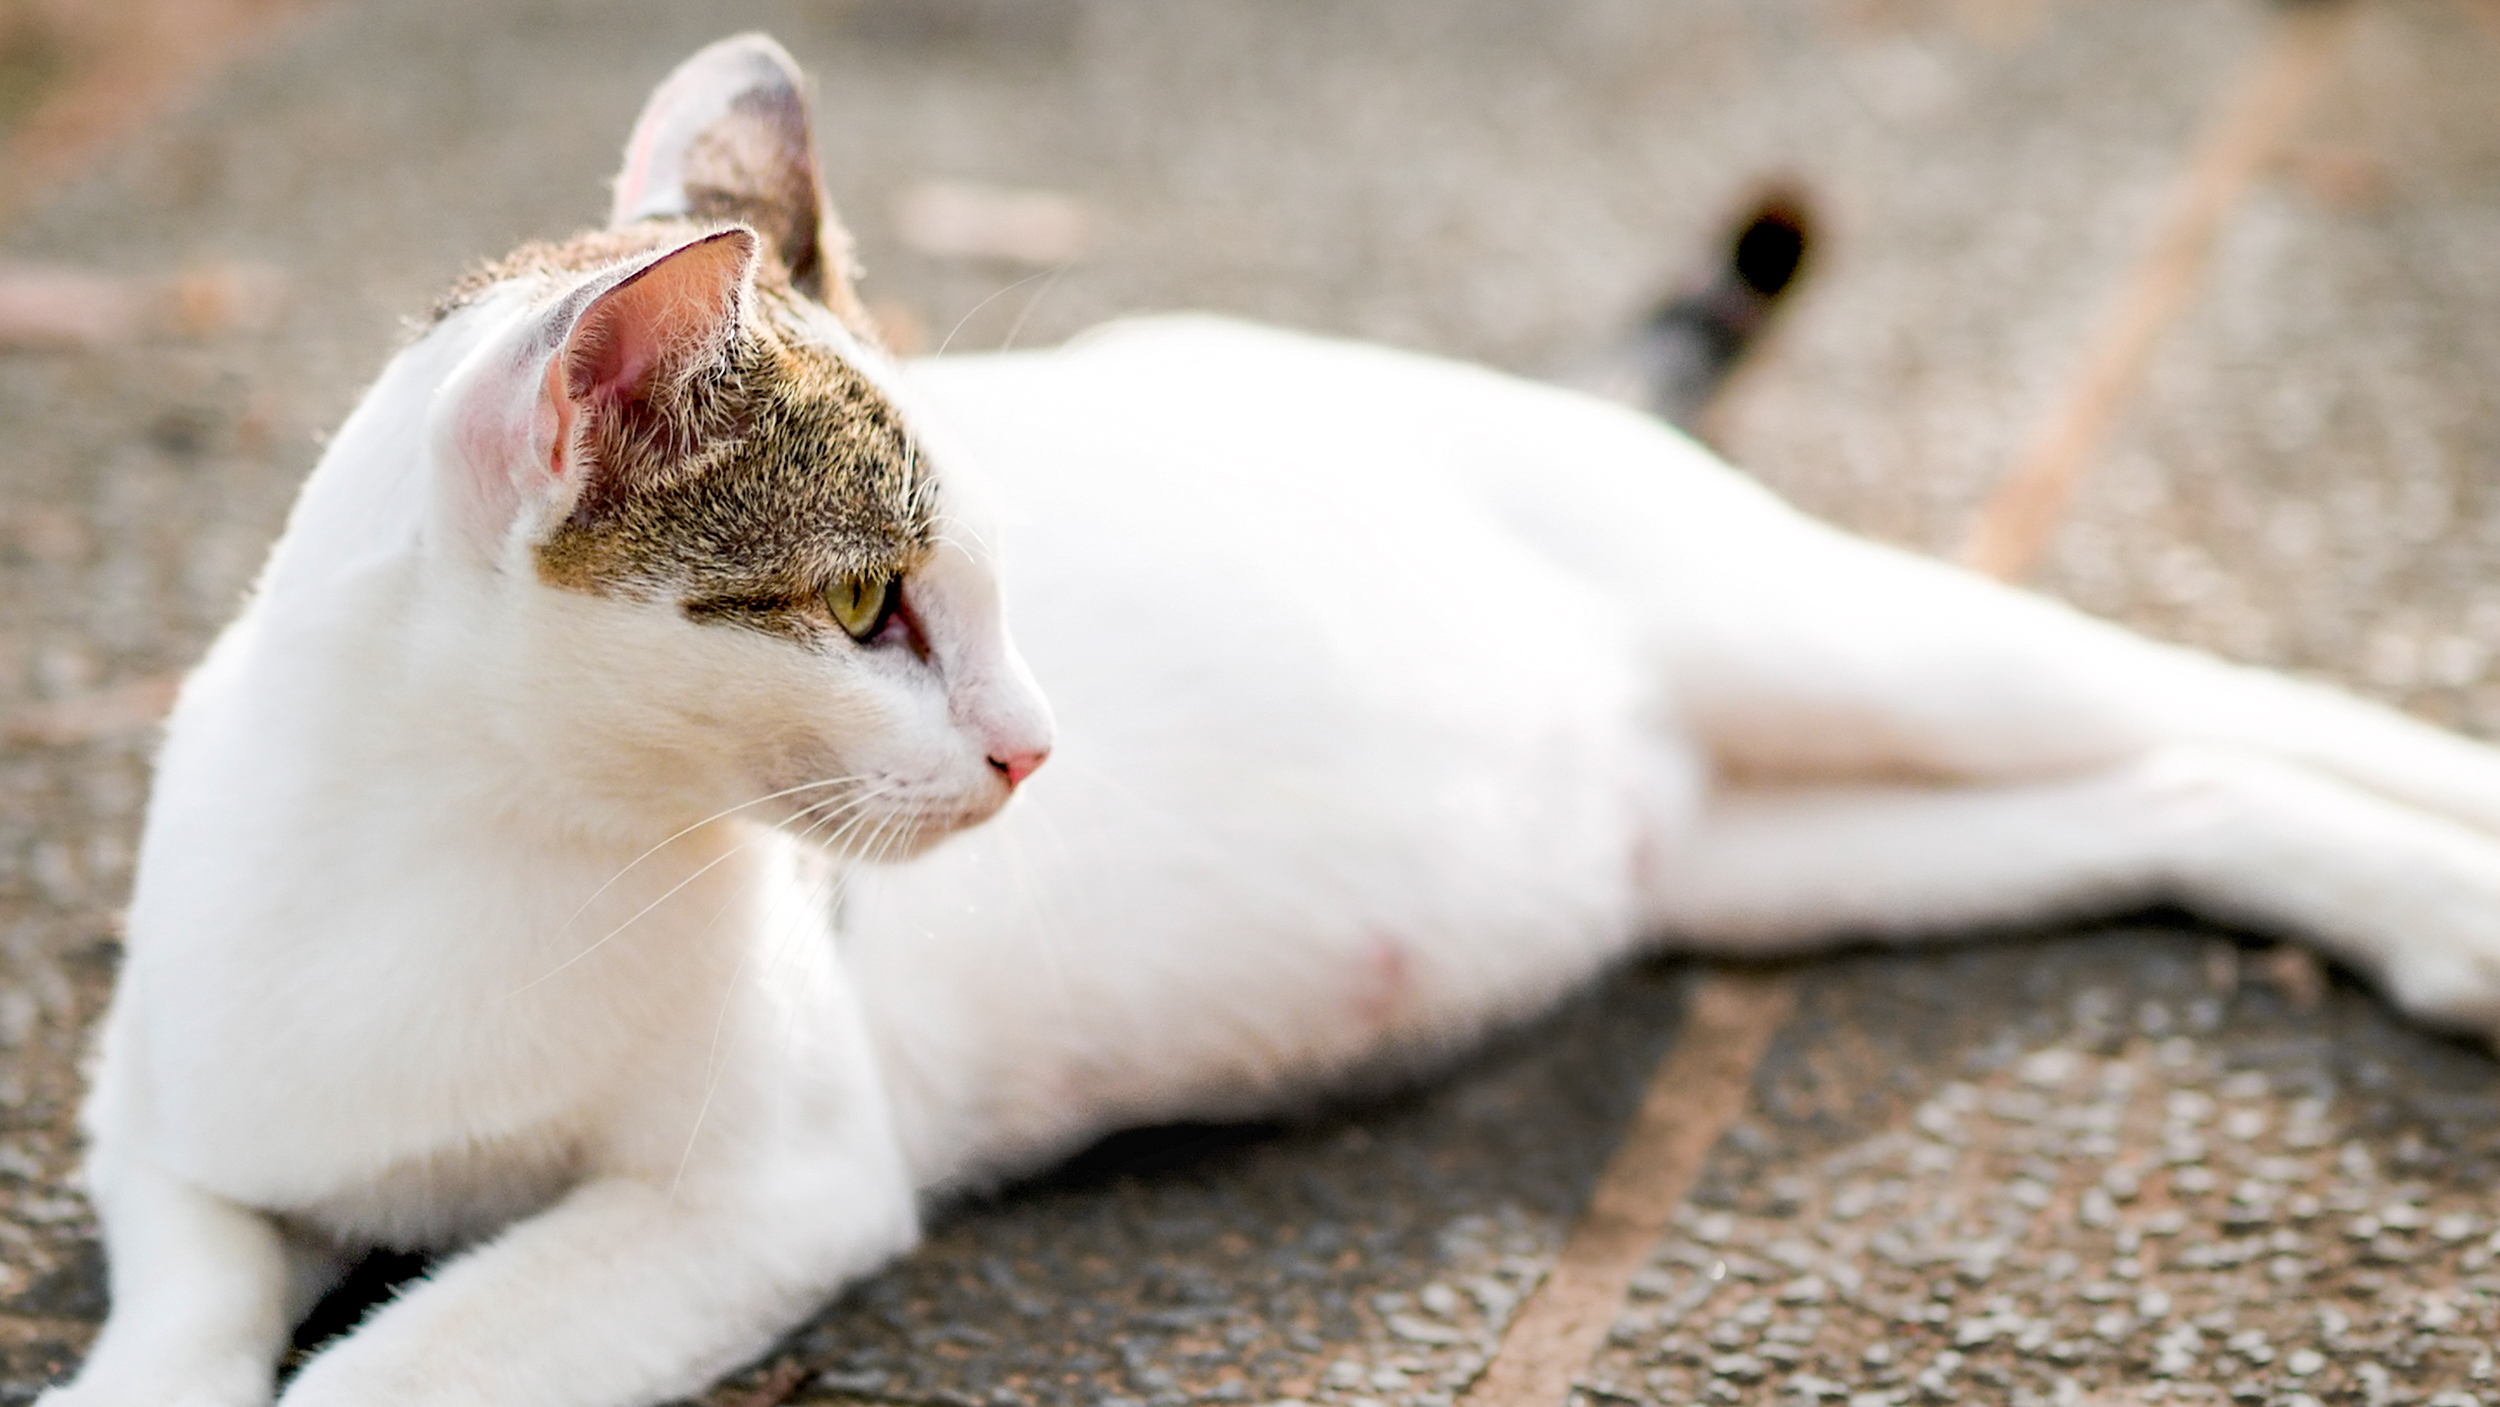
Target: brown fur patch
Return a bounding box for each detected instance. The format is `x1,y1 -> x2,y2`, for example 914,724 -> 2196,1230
440,221 -> 933,636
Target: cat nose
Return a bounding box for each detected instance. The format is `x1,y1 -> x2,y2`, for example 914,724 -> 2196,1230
987,749 -> 1048,788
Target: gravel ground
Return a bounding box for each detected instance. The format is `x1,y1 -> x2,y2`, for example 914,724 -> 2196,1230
1,0 -> 2497,1403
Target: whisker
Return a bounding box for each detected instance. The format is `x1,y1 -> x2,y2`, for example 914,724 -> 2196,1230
997,263 -> 1069,354
934,266 -> 1068,359
553,774 -> 857,946
507,787 -> 879,998
669,790 -> 896,1203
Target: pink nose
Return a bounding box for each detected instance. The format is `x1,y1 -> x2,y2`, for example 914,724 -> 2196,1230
988,749 -> 1048,788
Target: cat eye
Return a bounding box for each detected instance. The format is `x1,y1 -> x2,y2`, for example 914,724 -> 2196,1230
825,573 -> 901,642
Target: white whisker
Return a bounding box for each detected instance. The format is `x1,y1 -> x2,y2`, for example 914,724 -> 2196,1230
552,774 -> 857,947
934,266 -> 1068,359
996,263 -> 1068,354
507,786 -> 880,998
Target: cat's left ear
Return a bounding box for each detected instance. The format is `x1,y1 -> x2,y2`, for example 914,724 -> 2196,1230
440,229 -> 757,547
610,34 -> 857,313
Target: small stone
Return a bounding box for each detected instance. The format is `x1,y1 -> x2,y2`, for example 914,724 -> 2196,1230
1709,1353 -> 1764,1383
2363,1234 -> 2413,1264
2378,1202 -> 2427,1231
2092,1312 -> 2133,1342
1861,1343 -> 1896,1367
1953,1320 -> 1998,1348
2020,1049 -> 2083,1086
2135,1290 -> 2171,1319
1389,1314 -> 1467,1346
1778,1276 -> 1826,1304
1324,1363 -> 1365,1389
1419,1282 -> 1463,1317
2345,1215 -> 2382,1241
2172,1166 -> 2216,1195
2286,1348 -> 2325,1376
2432,1214 -> 2475,1242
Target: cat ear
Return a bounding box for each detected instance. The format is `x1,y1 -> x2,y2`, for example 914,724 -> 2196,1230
440,229 -> 757,548
543,226 -> 758,507
610,33 -> 854,309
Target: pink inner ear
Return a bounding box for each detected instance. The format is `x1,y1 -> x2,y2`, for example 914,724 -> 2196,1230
562,228 -> 758,410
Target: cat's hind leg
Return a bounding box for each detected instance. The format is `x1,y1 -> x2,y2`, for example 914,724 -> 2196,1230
1645,745 -> 2500,1039
1654,518 -> 2500,838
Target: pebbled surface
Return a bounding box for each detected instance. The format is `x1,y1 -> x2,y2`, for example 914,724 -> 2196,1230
0,0 -> 2496,1404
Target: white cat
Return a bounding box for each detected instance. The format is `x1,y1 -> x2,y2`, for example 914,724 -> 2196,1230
47,32 -> 2500,1407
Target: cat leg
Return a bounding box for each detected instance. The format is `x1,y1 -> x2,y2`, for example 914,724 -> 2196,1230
275,1154 -> 915,1407
1658,523 -> 2500,837
38,1152 -> 297,1407
1646,745 -> 2500,1037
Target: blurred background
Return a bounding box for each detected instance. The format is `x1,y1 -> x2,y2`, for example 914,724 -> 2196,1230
1,1 -> 2497,1403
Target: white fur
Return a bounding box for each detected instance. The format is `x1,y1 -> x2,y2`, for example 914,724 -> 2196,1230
51,62 -> 2500,1407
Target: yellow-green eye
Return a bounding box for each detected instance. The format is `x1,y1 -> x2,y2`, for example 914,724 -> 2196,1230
826,573 -> 899,642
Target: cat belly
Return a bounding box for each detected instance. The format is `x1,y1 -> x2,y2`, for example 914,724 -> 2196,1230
853,323 -> 1714,1192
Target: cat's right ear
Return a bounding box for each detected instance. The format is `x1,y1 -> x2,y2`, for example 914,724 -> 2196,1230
610,34 -> 856,313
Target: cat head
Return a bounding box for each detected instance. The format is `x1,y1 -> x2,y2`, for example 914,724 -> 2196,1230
415,34 -> 1049,858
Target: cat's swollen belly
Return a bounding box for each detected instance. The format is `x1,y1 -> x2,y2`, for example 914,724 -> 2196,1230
53,36 -> 2500,1407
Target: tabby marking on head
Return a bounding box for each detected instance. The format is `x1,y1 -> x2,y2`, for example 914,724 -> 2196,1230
440,219 -> 934,638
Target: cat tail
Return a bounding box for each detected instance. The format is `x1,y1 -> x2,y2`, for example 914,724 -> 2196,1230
1571,189 -> 1814,435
